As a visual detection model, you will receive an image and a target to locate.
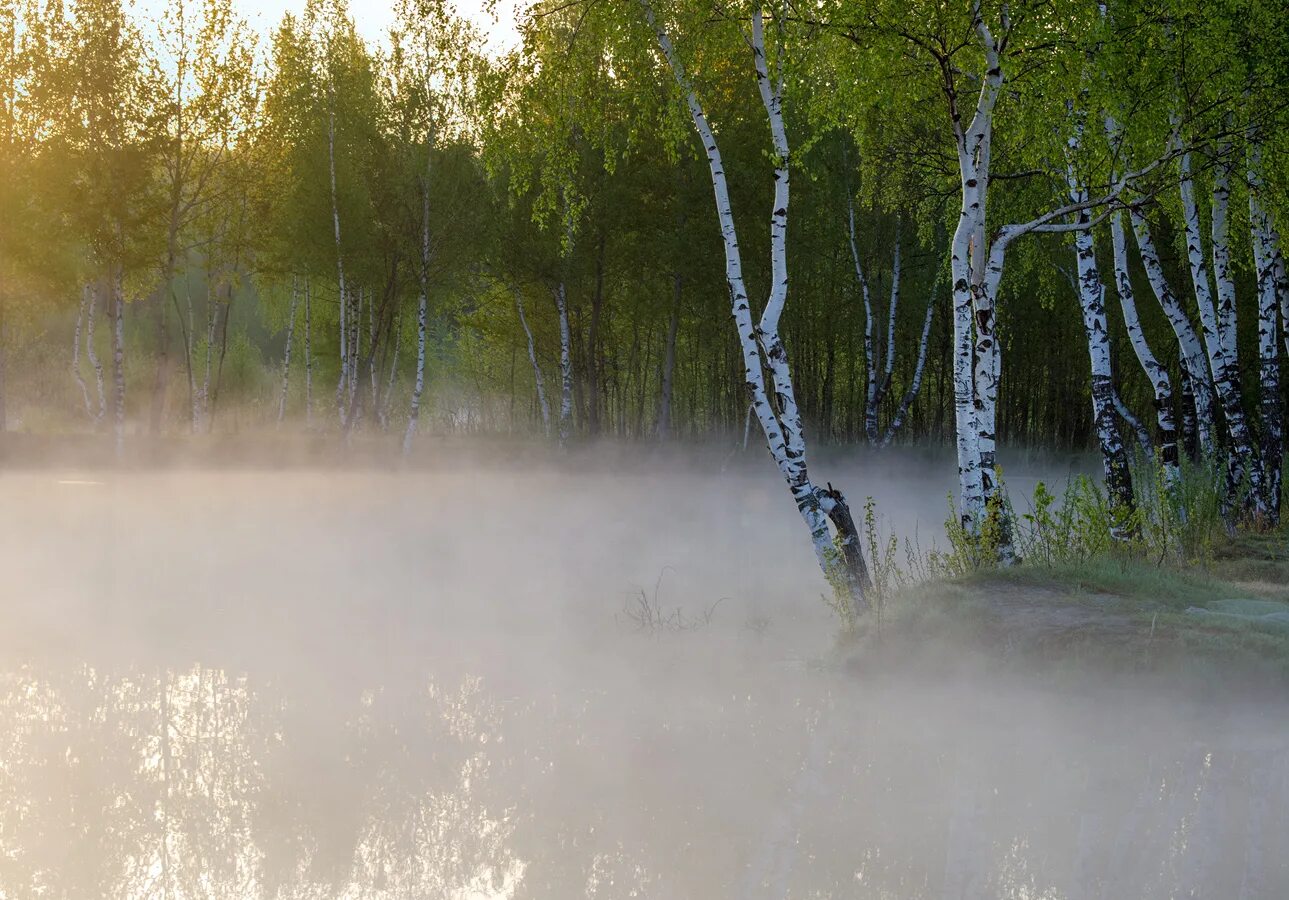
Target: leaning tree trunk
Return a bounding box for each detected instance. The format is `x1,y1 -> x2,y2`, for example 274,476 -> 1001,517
1110,209 -> 1179,490
1248,132 -> 1284,525
1068,158 -> 1135,541
1128,205 -> 1216,457
642,0 -> 869,614
1112,389 -> 1154,459
514,287 -> 551,438
277,278 -> 299,425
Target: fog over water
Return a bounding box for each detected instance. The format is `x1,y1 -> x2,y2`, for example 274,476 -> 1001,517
1,446 -> 1285,898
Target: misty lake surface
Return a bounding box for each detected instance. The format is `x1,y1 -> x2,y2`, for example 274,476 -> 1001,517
1,450 -> 1286,898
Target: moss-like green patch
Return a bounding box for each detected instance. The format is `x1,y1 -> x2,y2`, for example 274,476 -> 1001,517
846,541 -> 1289,688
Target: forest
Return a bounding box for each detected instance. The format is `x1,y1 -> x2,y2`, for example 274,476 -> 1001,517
3,0 -> 1288,596
2,0 -> 1289,895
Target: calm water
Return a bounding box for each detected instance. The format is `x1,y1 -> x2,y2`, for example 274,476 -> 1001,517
0,459 -> 1284,898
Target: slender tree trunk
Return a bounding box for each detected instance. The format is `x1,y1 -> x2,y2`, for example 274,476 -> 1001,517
86,282 -> 107,424
367,286 -> 377,410
1181,148 -> 1257,516
1211,145 -> 1263,512
404,149 -> 432,455
73,285 -> 93,419
304,278 -> 313,428
201,281 -> 216,427
657,271 -> 682,441
553,281 -> 574,446
1128,205 -> 1216,456
183,279 -> 197,433
336,285 -> 348,425
1179,374 -> 1198,460
329,107 -> 349,429
1110,209 -> 1179,489
111,267 -> 127,458
1112,389 -> 1154,459
643,0 -> 869,614
880,264 -> 939,447
1068,157 -> 1135,540
277,277 -> 299,425
586,233 -> 605,437
1248,132 -> 1284,525
847,195 -> 880,444
209,281 -> 233,431
514,287 -> 550,437
148,300 -> 170,434
878,222 -> 901,411
380,305 -> 402,430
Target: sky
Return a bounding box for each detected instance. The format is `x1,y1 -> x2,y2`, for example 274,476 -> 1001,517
132,0 -> 524,55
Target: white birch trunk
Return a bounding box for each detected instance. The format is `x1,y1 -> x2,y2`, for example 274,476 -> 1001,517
1181,147 -> 1257,511
72,285 -> 93,419
336,285 -> 348,424
277,277 -> 299,425
514,288 -> 551,438
1112,389 -> 1154,459
86,282 -> 107,424
403,288 -> 429,454
880,224 -> 901,404
1248,132 -> 1284,524
329,107 -> 349,428
553,281 -> 574,446
880,266 -> 938,448
947,63 -> 999,531
404,148 -> 433,455
1110,209 -> 1179,487
641,0 -> 869,612
1127,206 -> 1216,455
847,196 -> 879,444
1066,149 -> 1136,540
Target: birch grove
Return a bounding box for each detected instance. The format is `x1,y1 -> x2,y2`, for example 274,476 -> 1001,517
0,0 -> 1283,564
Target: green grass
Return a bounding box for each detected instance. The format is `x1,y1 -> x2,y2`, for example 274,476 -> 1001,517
850,538 -> 1289,686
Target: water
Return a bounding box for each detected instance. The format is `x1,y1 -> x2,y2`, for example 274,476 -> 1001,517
0,456 -> 1284,898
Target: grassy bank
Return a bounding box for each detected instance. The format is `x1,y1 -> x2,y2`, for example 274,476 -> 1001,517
850,502 -> 1289,687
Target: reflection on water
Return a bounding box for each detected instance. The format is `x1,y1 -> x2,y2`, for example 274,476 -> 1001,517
1,467 -> 1286,898
1,660 -> 1285,899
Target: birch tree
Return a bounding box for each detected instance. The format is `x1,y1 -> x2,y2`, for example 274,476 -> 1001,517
635,0 -> 871,613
